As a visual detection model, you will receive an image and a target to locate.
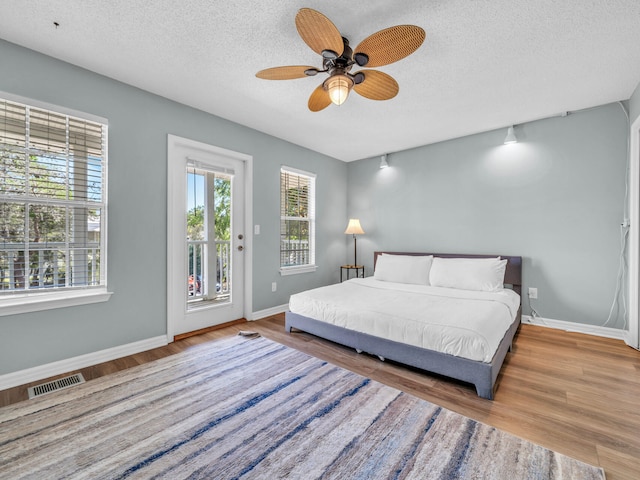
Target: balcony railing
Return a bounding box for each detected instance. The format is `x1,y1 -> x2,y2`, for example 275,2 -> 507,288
0,242 -> 101,291
280,239 -> 310,267
187,239 -> 230,303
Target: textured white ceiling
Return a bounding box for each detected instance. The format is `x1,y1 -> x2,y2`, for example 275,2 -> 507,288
1,0 -> 640,162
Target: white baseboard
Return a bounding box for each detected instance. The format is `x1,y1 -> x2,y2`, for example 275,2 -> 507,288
521,315 -> 627,341
2,313 -> 625,392
0,335 -> 167,391
249,304 -> 289,321
1,303 -> 291,391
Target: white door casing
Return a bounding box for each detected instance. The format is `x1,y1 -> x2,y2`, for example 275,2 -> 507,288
167,135 -> 253,340
628,115 -> 640,350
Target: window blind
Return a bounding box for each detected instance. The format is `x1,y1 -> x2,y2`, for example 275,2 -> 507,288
0,98 -> 107,293
280,167 -> 315,268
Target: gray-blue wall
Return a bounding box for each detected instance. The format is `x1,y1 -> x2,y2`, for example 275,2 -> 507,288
346,103 -> 628,328
0,39 -> 347,375
0,37 -> 633,377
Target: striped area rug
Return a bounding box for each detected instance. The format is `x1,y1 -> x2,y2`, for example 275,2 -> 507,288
0,336 -> 605,479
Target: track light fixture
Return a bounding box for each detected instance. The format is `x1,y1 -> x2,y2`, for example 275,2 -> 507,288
504,126 -> 517,144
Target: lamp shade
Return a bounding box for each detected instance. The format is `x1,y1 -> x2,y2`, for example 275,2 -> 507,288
324,74 -> 354,106
344,218 -> 365,235
504,126 -> 517,144
379,154 -> 389,169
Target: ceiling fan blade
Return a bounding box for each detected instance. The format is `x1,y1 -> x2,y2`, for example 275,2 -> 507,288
295,8 -> 344,57
308,84 -> 332,112
256,66 -> 318,80
354,25 -> 425,67
353,70 -> 399,100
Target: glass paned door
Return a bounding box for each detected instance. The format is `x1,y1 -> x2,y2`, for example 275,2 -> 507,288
186,168 -> 232,309
167,135 -> 246,339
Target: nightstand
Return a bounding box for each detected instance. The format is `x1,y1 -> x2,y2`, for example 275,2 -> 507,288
340,265 -> 364,282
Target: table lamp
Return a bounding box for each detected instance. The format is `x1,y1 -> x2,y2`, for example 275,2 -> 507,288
344,219 -> 365,267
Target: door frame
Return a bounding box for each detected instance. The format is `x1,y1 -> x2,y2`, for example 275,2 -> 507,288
628,115 -> 640,350
166,134 -> 253,342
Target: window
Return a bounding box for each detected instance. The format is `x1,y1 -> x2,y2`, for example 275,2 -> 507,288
0,95 -> 109,314
280,166 -> 316,275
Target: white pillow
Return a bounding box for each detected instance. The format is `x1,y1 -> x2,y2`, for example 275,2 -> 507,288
429,257 -> 507,292
374,254 -> 433,285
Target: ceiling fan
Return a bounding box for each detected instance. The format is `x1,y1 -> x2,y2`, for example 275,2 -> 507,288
256,8 -> 426,112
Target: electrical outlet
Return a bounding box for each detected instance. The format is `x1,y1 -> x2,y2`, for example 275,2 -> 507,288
271,282 -> 277,292
528,287 -> 538,299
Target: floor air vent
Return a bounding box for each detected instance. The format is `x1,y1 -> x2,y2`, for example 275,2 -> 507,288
28,373 -> 86,399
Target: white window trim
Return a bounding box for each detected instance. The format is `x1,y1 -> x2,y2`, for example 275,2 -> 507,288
279,264 -> 318,276
0,92 -> 112,315
280,165 -> 316,276
0,91 -> 108,125
0,288 -> 112,317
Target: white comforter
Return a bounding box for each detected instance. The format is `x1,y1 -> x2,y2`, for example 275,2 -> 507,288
288,277 -> 521,363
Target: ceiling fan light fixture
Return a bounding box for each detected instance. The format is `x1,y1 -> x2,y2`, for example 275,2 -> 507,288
324,74 -> 354,106
257,8 -> 426,112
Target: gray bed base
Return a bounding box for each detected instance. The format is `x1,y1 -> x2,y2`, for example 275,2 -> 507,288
285,310 -> 520,400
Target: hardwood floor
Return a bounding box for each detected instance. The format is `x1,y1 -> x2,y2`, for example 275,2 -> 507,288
2,315 -> 639,479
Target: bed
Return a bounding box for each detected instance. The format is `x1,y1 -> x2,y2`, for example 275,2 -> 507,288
285,252 -> 522,400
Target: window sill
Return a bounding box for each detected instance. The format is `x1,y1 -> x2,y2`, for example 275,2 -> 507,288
0,288 -> 113,317
279,265 -> 318,276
